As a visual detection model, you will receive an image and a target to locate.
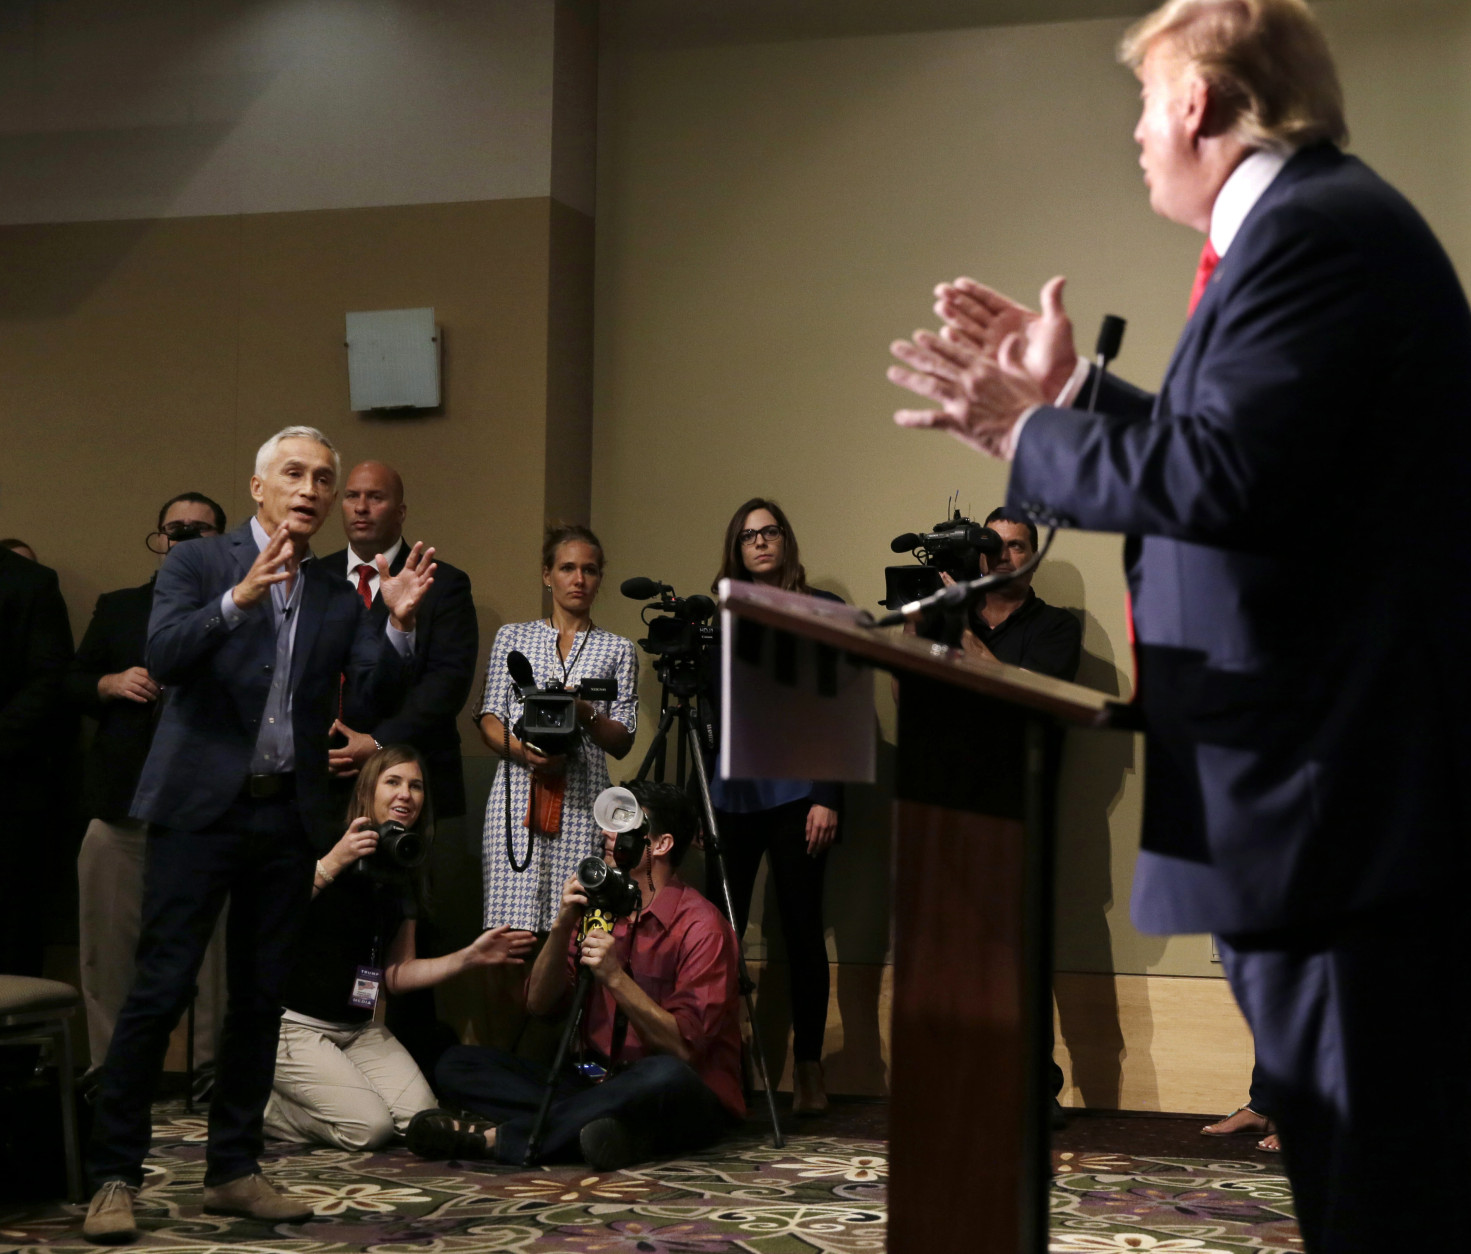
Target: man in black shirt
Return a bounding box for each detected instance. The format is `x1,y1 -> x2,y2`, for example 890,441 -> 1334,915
966,506 -> 1081,681
70,493 -> 229,1087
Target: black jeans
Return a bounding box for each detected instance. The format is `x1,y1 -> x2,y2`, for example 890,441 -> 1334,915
436,1045 -> 732,1164
86,793 -> 313,1189
709,800 -> 829,1061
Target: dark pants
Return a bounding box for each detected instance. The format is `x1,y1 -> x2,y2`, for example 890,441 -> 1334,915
709,800 -> 829,1061
436,1045 -> 732,1165
86,793 -> 313,1189
1219,903 -> 1470,1254
1245,1061 -> 1272,1120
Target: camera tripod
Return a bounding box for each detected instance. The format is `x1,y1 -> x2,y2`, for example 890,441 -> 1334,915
634,680 -> 786,1149
523,912 -> 610,1165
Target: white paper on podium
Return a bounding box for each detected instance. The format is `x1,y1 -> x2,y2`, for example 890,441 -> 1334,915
720,603 -> 875,782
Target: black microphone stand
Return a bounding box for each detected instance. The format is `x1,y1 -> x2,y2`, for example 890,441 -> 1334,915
635,679 -> 786,1149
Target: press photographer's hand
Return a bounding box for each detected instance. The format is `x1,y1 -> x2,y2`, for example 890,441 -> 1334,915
322,817 -> 378,880
522,744 -> 567,776
555,872 -> 589,930
579,927 -> 624,985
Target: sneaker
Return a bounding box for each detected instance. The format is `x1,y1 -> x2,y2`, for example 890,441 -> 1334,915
202,1173 -> 313,1221
579,1117 -> 653,1171
82,1180 -> 138,1245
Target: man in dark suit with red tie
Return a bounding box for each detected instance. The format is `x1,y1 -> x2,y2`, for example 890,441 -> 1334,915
320,460 -> 479,1074
887,2 -> 1471,1250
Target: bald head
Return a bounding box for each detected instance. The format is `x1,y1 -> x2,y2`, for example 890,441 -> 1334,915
342,461 -> 407,559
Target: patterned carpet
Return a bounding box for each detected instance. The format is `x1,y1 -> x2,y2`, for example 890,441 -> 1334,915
0,1101 -> 1301,1253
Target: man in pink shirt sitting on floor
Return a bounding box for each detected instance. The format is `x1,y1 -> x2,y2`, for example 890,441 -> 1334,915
409,780 -> 745,1169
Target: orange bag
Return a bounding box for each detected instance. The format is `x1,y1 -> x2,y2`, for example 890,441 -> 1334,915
524,772 -> 565,834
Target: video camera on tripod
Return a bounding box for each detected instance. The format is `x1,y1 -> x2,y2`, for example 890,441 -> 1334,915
620,577 -> 717,698
506,650 -> 618,757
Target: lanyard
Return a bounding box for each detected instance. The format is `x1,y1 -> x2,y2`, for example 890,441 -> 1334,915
553,621 -> 594,684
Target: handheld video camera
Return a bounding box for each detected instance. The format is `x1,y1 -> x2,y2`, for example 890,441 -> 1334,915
881,510 -> 1003,611
506,650 -> 617,757
620,577 -> 718,698
357,819 -> 430,882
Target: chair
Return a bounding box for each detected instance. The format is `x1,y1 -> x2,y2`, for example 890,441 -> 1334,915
0,975 -> 84,1201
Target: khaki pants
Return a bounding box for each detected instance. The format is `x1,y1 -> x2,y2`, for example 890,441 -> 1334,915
77,817 -> 227,1070
263,1018 -> 437,1151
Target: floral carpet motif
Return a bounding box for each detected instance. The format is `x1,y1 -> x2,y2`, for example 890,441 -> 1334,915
0,1103 -> 1300,1253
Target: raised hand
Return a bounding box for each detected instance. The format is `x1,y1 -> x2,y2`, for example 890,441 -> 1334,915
464,925 -> 536,968
935,275 -> 1078,399
378,542 -> 436,632
231,523 -> 296,609
888,323 -> 1048,460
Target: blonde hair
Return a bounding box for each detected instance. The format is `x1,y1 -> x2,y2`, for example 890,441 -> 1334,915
1120,0 -> 1347,154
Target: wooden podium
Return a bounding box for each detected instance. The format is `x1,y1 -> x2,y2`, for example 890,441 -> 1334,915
718,580 -> 1121,1254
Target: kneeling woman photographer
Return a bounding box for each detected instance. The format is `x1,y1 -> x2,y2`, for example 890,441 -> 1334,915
263,746 -> 534,1151
708,498 -> 842,1116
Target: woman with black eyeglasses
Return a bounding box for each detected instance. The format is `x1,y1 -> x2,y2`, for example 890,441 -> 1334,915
708,498 -> 841,1115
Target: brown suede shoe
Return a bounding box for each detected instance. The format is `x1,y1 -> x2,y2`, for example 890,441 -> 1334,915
82,1180 -> 139,1245
202,1173 -> 313,1222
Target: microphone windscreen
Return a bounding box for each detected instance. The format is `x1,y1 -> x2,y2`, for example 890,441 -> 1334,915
890,533 -> 921,553
620,576 -> 663,600
506,650 -> 536,687
1095,314 -> 1127,362
685,594 -> 716,621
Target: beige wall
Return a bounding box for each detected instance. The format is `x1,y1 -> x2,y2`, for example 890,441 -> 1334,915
590,0 -> 1471,982
0,197 -> 569,664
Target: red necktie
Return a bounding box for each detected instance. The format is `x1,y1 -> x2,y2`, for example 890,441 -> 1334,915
356,564 -> 374,609
1187,239 -> 1220,317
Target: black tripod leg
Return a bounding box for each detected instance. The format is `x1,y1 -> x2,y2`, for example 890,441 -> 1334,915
524,966 -> 595,1165
633,696 -> 678,785
683,714 -> 785,1149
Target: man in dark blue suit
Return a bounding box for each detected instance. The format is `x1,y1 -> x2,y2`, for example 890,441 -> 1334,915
888,2 -> 1471,1250
0,543 -> 73,979
322,459 -> 479,1074
83,427 -> 438,1244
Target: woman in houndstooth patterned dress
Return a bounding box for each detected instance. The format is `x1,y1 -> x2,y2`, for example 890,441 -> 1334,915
475,525 -> 638,933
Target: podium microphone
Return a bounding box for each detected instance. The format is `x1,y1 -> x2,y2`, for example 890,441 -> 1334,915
1085,314 -> 1127,413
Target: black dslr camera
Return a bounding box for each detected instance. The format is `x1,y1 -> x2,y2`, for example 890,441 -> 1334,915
358,820 -> 429,882
575,856 -> 642,922
506,650 -> 617,757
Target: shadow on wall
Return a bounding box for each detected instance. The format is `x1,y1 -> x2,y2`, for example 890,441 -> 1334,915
1040,576 -> 1168,1108
738,736 -> 895,1096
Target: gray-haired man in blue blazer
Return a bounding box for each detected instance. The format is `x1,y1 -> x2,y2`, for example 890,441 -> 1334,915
83,426 -> 437,1243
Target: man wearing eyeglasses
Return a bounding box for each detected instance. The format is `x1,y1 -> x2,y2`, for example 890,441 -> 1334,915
67,492 -> 228,1094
